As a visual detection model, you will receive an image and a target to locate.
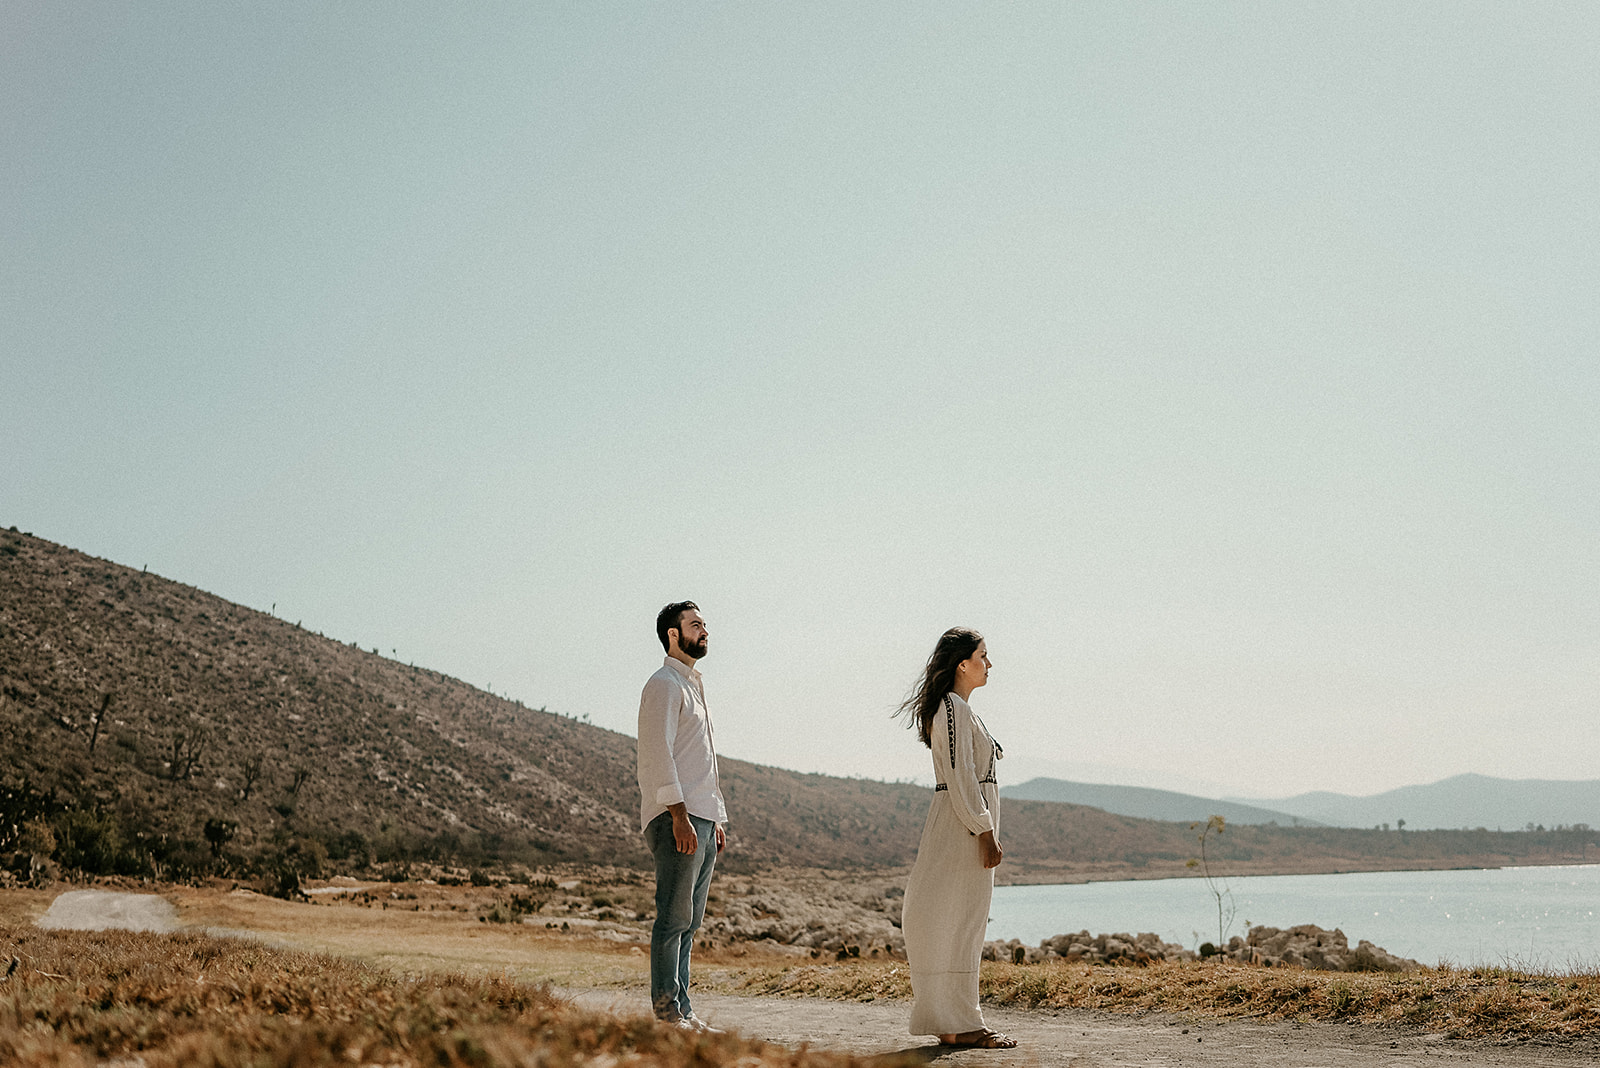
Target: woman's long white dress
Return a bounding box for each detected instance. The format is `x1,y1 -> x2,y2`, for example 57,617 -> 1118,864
902,692 -> 1001,1036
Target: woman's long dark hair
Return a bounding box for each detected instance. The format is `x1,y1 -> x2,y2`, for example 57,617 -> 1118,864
895,627 -> 983,748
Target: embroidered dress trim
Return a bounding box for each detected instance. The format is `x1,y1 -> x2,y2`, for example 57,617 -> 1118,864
944,694 -> 958,773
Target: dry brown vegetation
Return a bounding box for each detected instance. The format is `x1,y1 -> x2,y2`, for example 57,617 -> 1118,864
8,873 -> 1600,1060
721,955 -> 1600,1040
0,923 -> 898,1068
190,876 -> 1600,1041
25,876 -> 1600,1044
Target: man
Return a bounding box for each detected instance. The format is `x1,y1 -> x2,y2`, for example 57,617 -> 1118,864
637,600 -> 726,1031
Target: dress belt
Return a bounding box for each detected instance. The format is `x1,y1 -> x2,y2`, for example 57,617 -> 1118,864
934,779 -> 996,791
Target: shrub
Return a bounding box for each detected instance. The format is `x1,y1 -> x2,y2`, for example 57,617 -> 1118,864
324,829 -> 371,865
1326,981 -> 1362,1016
258,837 -> 328,899
53,809 -> 124,874
204,818 -> 237,858
18,819 -> 55,858
481,892 -> 545,924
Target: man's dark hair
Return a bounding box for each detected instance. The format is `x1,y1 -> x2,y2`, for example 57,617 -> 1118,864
656,601 -> 699,653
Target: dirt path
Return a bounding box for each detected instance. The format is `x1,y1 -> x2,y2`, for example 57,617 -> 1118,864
564,988 -> 1600,1067
34,890 -> 179,933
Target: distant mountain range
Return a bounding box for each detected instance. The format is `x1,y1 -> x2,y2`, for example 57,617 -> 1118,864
1001,774 -> 1600,832
1002,778 -> 1324,827
1233,774 -> 1600,831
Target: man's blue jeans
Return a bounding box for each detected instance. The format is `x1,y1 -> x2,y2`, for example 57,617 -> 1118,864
645,809 -> 718,1021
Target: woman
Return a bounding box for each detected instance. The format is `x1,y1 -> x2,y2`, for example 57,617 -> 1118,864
897,628 -> 1016,1049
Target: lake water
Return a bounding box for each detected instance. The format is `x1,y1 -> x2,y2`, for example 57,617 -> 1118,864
989,865 -> 1600,971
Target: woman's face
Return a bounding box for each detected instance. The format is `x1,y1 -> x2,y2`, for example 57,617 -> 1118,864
958,640 -> 991,689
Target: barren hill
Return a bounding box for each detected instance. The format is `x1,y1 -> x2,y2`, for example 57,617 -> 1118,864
0,529 -> 932,875
4,527 -> 1596,885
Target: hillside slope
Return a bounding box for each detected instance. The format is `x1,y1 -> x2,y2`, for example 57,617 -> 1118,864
0,529 -> 928,873
3,528 -> 1596,884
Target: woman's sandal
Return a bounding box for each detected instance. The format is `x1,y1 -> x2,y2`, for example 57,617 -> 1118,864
940,1029 -> 1018,1049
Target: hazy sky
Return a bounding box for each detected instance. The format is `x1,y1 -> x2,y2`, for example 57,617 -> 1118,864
6,4 -> 1597,799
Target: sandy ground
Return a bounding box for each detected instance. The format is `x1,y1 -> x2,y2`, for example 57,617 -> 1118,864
33,889 -> 179,932
28,890 -> 1600,1067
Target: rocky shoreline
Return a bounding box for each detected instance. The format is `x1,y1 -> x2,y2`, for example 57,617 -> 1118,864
290,866 -> 1425,973
982,923 -> 1419,972
690,871 -> 1421,972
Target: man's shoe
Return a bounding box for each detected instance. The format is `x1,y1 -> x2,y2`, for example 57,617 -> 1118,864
684,1014 -> 724,1034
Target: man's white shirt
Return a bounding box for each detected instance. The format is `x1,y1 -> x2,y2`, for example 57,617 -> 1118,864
637,655 -> 726,831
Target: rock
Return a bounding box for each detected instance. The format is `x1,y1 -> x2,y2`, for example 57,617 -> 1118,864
978,922 -> 1415,972
671,872 -> 1420,975
1351,938 -> 1418,972
986,929 -> 1196,966
695,873 -> 908,955
1230,924 -> 1419,972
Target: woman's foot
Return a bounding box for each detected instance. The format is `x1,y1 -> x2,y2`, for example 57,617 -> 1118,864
938,1029 -> 1017,1049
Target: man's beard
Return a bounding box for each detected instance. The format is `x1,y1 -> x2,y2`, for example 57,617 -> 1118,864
681,635 -> 708,660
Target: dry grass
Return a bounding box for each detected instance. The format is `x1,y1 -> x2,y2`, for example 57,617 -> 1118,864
169,881 -> 1600,1040
710,954 -> 1600,1039
168,883 -> 656,988
19,878 -> 1600,1053
0,889 -> 55,928
0,923 -> 907,1068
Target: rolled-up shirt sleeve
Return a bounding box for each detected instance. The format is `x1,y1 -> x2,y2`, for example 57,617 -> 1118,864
932,700 -> 995,837
637,674 -> 683,807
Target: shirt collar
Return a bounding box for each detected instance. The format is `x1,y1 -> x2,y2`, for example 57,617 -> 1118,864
664,655 -> 702,683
